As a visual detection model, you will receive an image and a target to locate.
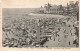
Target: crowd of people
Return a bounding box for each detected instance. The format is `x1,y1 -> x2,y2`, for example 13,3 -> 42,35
2,15 -> 79,47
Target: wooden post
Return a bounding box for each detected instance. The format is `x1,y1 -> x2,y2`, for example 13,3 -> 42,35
36,19 -> 41,43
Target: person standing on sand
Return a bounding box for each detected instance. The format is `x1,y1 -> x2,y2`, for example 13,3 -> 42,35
69,41 -> 70,45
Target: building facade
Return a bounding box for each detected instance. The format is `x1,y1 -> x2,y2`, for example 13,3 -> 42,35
40,3 -> 64,15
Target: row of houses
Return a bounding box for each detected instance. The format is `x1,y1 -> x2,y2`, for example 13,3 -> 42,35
40,4 -> 63,15
39,1 -> 79,16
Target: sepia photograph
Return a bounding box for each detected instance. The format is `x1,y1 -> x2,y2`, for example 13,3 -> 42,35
2,0 -> 79,48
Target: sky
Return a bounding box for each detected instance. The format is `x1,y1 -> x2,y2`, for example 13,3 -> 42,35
2,0 -> 79,8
